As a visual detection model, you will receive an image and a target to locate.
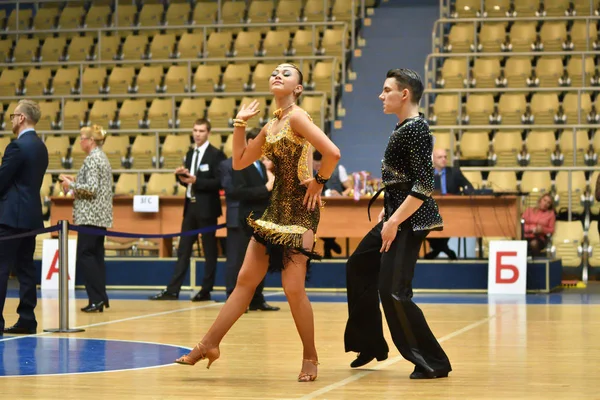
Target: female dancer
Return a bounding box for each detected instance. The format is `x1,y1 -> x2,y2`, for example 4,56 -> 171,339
175,63 -> 341,382
60,125 -> 113,313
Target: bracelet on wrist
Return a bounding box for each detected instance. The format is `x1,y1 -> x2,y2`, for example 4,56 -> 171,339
314,172 -> 329,185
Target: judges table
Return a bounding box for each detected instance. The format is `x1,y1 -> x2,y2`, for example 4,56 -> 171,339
50,195 -> 522,257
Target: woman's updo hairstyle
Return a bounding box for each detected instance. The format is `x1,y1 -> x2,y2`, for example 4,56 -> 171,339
286,63 -> 304,99
81,124 -> 108,146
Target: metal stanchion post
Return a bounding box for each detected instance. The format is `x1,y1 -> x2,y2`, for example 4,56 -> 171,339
45,220 -> 85,333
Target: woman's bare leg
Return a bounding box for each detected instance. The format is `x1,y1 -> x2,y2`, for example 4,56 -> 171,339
201,239 -> 270,348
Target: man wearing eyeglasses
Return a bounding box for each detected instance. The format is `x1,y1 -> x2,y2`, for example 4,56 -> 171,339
0,100 -> 49,335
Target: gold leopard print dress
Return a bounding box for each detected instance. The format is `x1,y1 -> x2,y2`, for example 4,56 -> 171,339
246,108 -> 321,271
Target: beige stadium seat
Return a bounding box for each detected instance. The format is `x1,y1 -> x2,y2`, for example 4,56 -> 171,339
164,3 -> 191,36
554,171 -> 587,214
445,23 -> 474,53
535,57 -> 564,87
6,8 -> 32,32
479,236 -> 512,259
252,62 -> 278,92
209,133 -> 224,151
551,221 -> 584,267
81,67 -> 107,95
114,5 -> 137,37
520,171 -> 552,208
459,131 -> 489,161
222,63 -> 251,93
504,57 -> 532,88
107,66 -> 136,95
69,137 -> 87,170
120,35 -> 149,61
12,37 -> 39,63
261,31 -> 289,57
57,6 -> 84,37
98,35 -> 121,62
223,134 -> 234,158
508,22 -> 537,52
45,135 -> 69,169
333,0 -> 359,21
464,94 -> 494,125
320,28 -> 347,58
192,1 -> 218,25
588,221 -> 600,267
149,34 -> 176,60
239,96 -> 267,129
177,98 -> 207,128
562,93 -> 592,124
486,171 -> 518,192
193,64 -> 221,92
492,130 -> 523,166
115,173 -> 141,196
566,56 -> 595,87
232,31 -> 262,58
84,5 -> 111,31
483,0 -> 512,17
3,102 -> 19,130
432,131 -> 455,154
431,94 -> 460,125
89,99 -> 118,129
462,171 -> 483,189
539,21 -> 568,52
117,99 -> 147,130
146,173 -> 177,195
572,0 -> 596,15
134,66 -> 164,94
61,101 -> 88,131
206,32 -> 232,58
570,20 -> 597,50
37,101 -> 60,131
439,58 -> 468,89
541,0 -> 571,16
103,135 -> 130,170
453,0 -> 481,17
138,3 -> 165,36
24,68 -> 52,96
513,0 -> 541,16
129,135 -> 157,169
207,97 -> 236,128
177,33 -> 204,59
590,171 -> 600,215
40,37 -> 66,62
530,93 -> 560,125
161,134 -> 190,169
147,98 -> 174,130
31,7 -> 58,39
477,23 -> 507,53
276,0 -> 302,22
471,57 -> 501,88
165,65 -> 190,94
558,129 -> 589,166
525,130 -> 556,166
246,0 -> 274,32
66,36 -> 94,62
312,61 -> 339,96
290,30 -> 316,56
301,95 -> 326,129
0,39 -> 12,63
220,0 -> 246,24
50,67 -> 78,96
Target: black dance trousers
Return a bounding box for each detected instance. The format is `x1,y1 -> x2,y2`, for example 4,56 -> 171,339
76,226 -> 108,305
345,221 -> 452,373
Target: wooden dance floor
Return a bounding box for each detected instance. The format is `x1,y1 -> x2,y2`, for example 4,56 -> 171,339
0,291 -> 598,399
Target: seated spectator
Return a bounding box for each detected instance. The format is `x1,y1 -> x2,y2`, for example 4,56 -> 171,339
523,194 -> 556,256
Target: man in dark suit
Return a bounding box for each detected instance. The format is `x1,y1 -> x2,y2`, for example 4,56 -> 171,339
425,148 -> 473,260
150,119 -> 226,301
0,100 -> 49,335
218,128 -> 279,311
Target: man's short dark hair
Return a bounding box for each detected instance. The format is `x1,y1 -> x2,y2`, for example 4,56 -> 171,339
386,68 -> 424,105
313,150 -> 322,161
246,127 -> 261,141
194,118 -> 211,132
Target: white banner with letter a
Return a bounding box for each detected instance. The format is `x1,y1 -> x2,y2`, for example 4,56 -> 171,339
41,239 -> 77,293
133,195 -> 159,212
488,240 -> 528,294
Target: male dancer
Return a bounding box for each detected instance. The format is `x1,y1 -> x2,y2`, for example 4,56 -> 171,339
344,69 -> 452,379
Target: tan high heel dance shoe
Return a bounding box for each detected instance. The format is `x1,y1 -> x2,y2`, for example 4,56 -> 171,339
298,359 -> 319,382
175,342 -> 220,369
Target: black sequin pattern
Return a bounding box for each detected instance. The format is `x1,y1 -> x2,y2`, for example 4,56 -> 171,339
381,113 -> 444,232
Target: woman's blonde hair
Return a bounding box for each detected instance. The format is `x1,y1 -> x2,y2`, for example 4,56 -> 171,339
81,124 -> 107,146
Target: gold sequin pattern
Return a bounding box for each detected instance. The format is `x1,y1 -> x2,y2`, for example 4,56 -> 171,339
250,108 -> 319,248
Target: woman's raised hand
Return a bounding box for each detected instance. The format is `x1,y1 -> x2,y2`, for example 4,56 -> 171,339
236,100 -> 261,121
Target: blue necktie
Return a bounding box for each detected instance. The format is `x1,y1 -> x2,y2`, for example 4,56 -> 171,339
254,161 -> 264,180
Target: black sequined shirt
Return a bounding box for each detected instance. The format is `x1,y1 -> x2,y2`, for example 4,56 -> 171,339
382,113 -> 444,232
